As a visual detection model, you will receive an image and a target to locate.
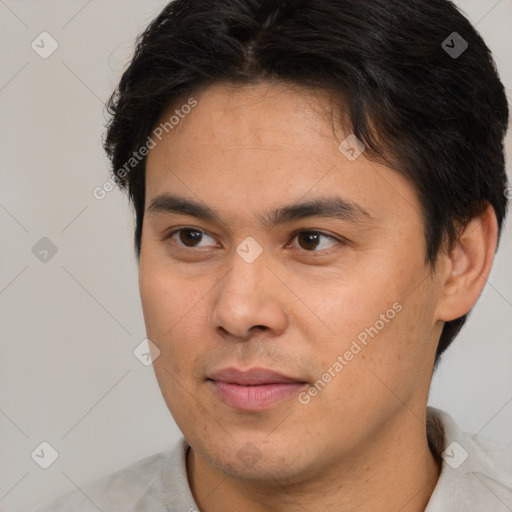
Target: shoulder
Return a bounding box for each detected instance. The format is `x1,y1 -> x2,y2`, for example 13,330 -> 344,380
469,428 -> 512,494
427,407 -> 512,511
32,447 -> 173,512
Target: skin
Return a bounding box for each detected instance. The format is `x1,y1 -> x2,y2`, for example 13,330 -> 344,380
139,81 -> 498,512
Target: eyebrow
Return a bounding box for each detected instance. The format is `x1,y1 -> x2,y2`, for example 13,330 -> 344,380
146,193 -> 374,229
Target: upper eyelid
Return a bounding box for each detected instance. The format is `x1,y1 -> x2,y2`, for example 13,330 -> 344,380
165,227 -> 218,247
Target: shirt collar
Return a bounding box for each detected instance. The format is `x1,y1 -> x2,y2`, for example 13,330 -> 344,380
425,406 -> 512,511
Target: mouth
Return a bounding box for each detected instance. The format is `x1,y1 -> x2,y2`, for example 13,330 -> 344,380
207,367 -> 308,411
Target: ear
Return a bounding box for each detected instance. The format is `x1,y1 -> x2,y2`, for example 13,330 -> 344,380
435,204 -> 498,322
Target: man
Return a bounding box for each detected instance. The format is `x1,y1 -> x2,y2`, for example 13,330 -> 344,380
35,0 -> 511,510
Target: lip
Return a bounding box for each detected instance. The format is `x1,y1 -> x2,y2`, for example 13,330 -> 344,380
207,367 -> 307,411
208,367 -> 305,385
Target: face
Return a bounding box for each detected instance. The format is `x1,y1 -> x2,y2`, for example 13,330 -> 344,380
139,81 -> 443,484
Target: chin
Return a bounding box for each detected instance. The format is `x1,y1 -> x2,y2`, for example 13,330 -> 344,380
193,431 -> 317,485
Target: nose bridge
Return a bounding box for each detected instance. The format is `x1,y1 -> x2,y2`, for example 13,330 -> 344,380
222,243 -> 269,307
211,241 -> 287,338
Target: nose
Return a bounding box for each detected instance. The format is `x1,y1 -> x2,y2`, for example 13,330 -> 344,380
210,247 -> 288,341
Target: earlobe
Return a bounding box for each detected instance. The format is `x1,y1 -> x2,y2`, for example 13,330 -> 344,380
436,204 -> 498,322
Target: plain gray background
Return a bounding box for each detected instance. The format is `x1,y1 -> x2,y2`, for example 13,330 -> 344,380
0,1 -> 511,510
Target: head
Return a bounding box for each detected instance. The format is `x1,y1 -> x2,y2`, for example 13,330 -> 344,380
103,0 -> 508,484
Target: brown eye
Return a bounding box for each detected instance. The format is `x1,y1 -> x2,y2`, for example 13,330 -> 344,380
168,228 -> 216,248
178,229 -> 204,247
293,231 -> 339,252
297,232 -> 321,250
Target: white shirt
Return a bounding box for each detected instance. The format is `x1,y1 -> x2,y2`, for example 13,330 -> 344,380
33,407 -> 512,511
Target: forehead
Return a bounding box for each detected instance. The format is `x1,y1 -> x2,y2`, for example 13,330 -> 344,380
144,82 -> 421,227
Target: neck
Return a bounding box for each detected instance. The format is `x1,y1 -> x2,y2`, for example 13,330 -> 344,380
187,410 -> 441,512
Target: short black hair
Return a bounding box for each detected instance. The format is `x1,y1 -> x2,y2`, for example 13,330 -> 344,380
103,0 -> 509,364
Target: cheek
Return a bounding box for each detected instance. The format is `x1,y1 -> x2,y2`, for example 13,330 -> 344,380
139,263 -> 206,419
307,262 -> 435,392
139,260 -> 192,360
309,275 -> 401,349
140,248 -> 200,331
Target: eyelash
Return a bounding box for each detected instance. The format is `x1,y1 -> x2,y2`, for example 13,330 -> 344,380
163,227 -> 343,255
